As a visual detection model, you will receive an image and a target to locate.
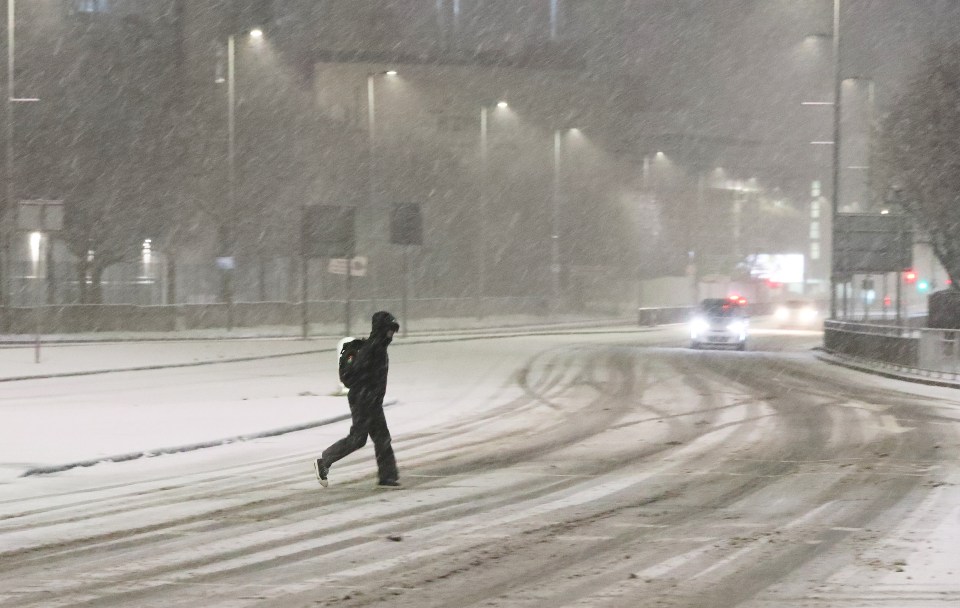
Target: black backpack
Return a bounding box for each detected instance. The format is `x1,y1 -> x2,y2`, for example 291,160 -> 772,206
338,338 -> 367,388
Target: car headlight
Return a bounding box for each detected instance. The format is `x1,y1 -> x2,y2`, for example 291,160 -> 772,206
774,307 -> 789,320
690,317 -> 710,334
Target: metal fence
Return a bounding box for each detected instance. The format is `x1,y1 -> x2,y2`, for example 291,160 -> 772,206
0,296 -> 572,335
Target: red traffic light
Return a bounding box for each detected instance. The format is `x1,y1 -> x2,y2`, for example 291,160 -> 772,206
904,270 -> 917,284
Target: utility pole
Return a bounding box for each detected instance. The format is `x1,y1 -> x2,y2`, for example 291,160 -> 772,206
829,0 -> 842,320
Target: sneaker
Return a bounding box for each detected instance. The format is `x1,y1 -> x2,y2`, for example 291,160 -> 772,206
313,458 -> 329,487
377,479 -> 401,488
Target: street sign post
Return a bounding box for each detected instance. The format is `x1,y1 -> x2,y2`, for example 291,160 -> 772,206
327,256 -> 367,276
834,213 -> 912,323
300,206 -> 357,338
15,200 -> 64,364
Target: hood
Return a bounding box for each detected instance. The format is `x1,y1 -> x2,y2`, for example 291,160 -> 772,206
370,311 -> 400,339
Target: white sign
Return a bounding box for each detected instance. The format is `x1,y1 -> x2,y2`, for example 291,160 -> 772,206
328,256 -> 367,276
746,253 -> 805,284
17,200 -> 64,231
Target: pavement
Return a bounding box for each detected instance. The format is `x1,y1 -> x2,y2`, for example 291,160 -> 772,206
1,315 -> 639,480
0,314 -> 633,381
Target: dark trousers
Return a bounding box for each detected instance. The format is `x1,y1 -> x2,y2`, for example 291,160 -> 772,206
322,388 -> 398,482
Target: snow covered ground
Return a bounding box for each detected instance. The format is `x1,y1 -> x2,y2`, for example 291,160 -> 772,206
0,319 -> 631,480
1,323 -> 958,607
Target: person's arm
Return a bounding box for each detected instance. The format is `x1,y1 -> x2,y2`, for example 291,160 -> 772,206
352,336 -> 387,383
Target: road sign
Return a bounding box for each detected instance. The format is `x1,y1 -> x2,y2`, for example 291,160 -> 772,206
301,206 -> 355,258
328,256 -> 367,276
390,203 -> 423,245
834,213 -> 912,273
16,200 -> 63,232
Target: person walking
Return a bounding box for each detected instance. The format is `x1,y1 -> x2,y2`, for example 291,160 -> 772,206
314,311 -> 401,488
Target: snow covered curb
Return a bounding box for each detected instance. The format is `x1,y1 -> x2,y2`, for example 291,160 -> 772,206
815,349 -> 960,389
0,347 -> 328,383
1,323 -> 647,383
19,399 -> 398,478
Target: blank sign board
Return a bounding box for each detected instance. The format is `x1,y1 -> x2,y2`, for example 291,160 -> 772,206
17,200 -> 64,232
834,213 -> 912,273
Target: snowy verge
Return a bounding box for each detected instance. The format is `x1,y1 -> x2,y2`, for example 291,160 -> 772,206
18,400 -> 397,478
815,349 -> 960,390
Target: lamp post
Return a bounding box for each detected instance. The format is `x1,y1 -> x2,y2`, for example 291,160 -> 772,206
3,0 -> 38,320
476,100 -> 508,319
217,28 -> 262,330
222,32 -> 238,330
366,69 -> 396,307
829,0 -> 841,320
2,0 -> 15,317
478,104 -> 488,319
551,127 -> 580,317
551,129 -> 562,317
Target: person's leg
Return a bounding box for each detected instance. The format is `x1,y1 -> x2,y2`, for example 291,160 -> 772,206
367,403 -> 398,483
321,392 -> 370,467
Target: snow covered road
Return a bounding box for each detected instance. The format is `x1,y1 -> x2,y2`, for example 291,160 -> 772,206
0,326 -> 958,607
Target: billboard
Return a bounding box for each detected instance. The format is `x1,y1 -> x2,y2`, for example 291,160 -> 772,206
746,254 -> 805,284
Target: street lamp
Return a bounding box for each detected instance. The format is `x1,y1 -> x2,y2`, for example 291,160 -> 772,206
366,69 -> 398,306
551,127 -> 581,317
829,0 -> 841,320
3,0 -> 39,319
477,100 -> 508,319
801,3 -> 843,319
218,28 -> 262,330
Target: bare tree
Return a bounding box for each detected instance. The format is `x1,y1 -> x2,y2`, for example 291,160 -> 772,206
876,42 -> 960,288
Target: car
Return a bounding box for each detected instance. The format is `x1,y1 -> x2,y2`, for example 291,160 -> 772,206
689,298 -> 749,350
773,299 -> 820,328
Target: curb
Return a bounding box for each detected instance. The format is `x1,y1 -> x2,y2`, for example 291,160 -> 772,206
814,349 -> 960,390
1,322 -> 651,383
20,400 -> 398,477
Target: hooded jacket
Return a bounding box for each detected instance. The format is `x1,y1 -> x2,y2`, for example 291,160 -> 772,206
351,311 -> 399,401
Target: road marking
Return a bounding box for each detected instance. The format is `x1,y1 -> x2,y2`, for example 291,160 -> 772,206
879,414 -> 915,434
691,502 -> 838,581
329,545 -> 452,580
634,544 -> 716,579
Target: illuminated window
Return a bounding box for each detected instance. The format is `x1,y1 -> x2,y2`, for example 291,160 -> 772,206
810,221 -> 820,239
810,200 -> 820,219
810,242 -> 820,260
73,0 -> 110,13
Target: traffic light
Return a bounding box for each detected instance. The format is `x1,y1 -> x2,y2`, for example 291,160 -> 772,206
918,279 -> 930,292
904,269 -> 917,284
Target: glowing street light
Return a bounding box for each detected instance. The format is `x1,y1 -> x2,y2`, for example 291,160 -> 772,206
218,27 -> 267,329
476,100 -> 511,318
551,127 -> 584,317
